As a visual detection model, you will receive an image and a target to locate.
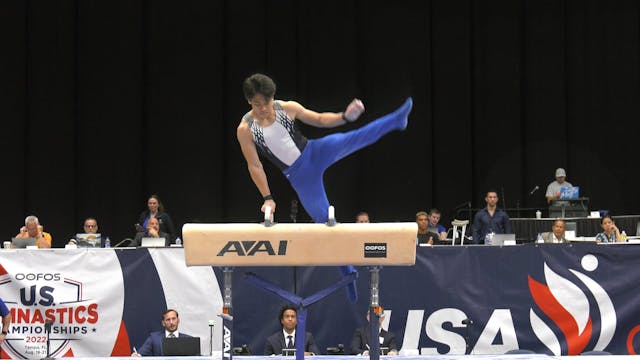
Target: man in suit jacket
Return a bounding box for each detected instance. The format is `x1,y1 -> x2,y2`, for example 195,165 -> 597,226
264,304 -> 319,355
350,306 -> 398,355
541,219 -> 568,243
133,309 -> 192,356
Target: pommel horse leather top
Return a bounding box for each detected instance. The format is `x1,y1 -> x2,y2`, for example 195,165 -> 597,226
182,222 -> 417,267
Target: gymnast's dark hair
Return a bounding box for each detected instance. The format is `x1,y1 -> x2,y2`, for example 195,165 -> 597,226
243,73 -> 277,100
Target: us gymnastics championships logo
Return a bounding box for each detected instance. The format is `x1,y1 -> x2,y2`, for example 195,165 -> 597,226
528,255 -> 616,355
0,268 -> 99,359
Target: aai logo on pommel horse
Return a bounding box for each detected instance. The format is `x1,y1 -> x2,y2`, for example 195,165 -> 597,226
217,240 -> 288,256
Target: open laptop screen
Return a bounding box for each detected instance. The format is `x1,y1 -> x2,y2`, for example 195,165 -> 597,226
162,337 -> 200,356
559,186 -> 580,200
11,237 -> 37,248
417,232 -> 439,245
75,233 -> 102,248
491,234 -> 516,245
141,237 -> 166,247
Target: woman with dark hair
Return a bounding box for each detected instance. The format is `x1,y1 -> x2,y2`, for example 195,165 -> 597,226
137,195 -> 176,242
595,215 -> 622,243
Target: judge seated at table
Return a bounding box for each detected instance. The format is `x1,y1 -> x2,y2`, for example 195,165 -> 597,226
595,215 -> 623,243
350,305 -> 398,356
15,215 -> 52,248
264,304 -> 319,356
133,217 -> 171,247
540,219 -> 569,243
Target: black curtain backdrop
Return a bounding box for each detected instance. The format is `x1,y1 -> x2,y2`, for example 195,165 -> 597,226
1,0 -> 639,247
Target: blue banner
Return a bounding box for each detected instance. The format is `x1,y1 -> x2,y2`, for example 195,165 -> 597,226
1,245 -> 639,357
226,244 -> 640,356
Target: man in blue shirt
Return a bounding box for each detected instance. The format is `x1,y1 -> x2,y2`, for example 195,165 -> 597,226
427,208 -> 448,240
472,190 -> 511,244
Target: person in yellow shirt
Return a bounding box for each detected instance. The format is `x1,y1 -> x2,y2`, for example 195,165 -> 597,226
15,215 -> 52,248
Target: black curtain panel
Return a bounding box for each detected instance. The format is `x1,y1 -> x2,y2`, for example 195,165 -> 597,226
1,0 -> 639,247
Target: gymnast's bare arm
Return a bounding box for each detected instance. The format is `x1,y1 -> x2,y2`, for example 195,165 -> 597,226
282,99 -> 365,128
237,120 -> 276,214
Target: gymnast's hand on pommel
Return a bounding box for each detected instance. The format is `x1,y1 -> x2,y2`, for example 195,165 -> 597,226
343,98 -> 365,122
261,198 -> 276,216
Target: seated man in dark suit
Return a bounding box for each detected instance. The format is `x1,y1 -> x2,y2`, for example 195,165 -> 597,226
350,305 -> 398,356
132,309 -> 192,356
264,304 -> 319,356
133,216 -> 171,247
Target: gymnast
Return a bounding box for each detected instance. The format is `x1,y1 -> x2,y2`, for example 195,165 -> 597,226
236,73 -> 413,302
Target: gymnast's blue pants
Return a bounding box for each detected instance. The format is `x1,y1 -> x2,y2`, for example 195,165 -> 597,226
282,97 -> 413,302
283,97 -> 412,223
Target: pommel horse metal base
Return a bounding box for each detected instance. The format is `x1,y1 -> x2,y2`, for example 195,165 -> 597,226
182,221 -> 417,360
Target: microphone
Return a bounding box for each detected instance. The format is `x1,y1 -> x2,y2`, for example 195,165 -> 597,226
452,201 -> 471,210
43,320 -> 54,360
529,185 -> 540,196
290,199 -> 298,223
113,238 -> 133,247
461,318 -> 473,355
218,313 -> 234,322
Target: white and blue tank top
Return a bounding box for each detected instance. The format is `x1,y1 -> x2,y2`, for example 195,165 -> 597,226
243,101 -> 307,171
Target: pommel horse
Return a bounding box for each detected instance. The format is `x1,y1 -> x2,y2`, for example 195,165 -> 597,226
182,207 -> 417,360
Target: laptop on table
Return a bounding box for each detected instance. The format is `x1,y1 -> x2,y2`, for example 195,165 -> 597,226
11,237 -> 37,249
75,233 -> 102,248
162,336 -> 200,356
491,233 -> 516,246
559,186 -> 580,200
417,232 -> 439,246
141,237 -> 167,247
282,348 -> 296,356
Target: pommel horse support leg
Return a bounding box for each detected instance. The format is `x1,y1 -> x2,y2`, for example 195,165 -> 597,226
182,221 -> 417,360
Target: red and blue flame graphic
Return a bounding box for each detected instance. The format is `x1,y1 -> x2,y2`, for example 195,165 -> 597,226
528,257 -> 616,355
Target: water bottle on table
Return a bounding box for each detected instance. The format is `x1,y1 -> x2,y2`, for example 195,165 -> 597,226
484,231 -> 495,245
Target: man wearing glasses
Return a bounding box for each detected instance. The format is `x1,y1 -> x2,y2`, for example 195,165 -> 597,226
68,217 -> 102,247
